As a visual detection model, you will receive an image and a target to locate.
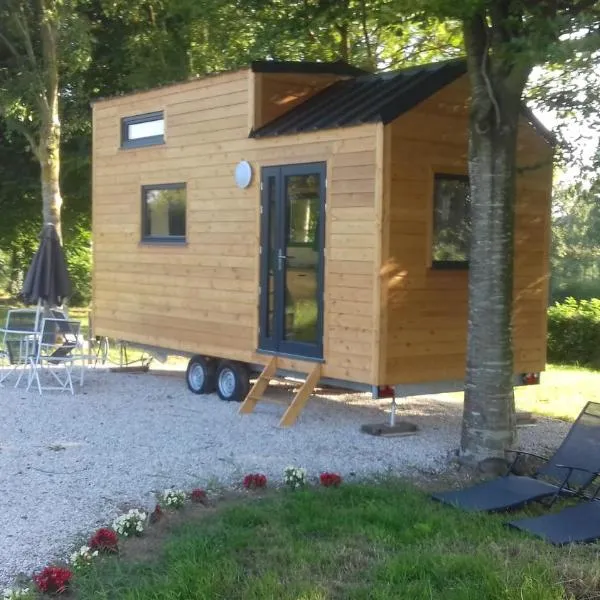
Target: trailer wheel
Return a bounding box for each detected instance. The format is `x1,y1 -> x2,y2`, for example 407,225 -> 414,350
186,355 -> 216,394
215,360 -> 249,402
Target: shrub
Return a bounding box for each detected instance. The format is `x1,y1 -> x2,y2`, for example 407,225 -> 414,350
547,298 -> 600,367
160,489 -> 186,508
243,473 -> 267,489
33,566 -> 72,594
112,509 -> 147,537
283,466 -> 307,490
319,472 -> 342,487
190,488 -> 207,503
89,527 -> 119,552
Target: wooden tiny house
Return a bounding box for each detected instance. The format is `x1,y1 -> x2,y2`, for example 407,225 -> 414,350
92,59 -> 552,422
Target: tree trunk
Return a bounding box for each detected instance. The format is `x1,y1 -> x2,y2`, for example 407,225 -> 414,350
460,14 -> 532,463
38,0 -> 63,241
39,116 -> 62,239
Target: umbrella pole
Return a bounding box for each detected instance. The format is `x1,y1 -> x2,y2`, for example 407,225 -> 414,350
34,299 -> 42,332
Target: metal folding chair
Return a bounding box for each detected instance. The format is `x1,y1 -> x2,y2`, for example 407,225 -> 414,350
0,309 -> 40,387
27,317 -> 83,394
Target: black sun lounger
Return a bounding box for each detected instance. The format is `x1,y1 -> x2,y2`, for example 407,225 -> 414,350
508,498 -> 600,545
432,401 -> 600,513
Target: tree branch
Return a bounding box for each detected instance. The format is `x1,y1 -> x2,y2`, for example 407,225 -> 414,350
359,0 -> 374,69
0,106 -> 40,159
14,8 -> 37,70
0,31 -> 23,64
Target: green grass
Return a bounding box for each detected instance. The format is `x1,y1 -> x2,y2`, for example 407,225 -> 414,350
74,481 -> 600,600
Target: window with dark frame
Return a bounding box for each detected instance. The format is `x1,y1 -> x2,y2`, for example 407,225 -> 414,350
432,174 -> 471,268
121,111 -> 164,148
142,183 -> 186,243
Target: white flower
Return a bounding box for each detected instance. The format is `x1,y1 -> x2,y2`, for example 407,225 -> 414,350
160,489 -> 186,509
111,508 -> 147,537
3,587 -> 31,599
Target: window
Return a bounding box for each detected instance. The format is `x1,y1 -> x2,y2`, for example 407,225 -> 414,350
142,184 -> 186,243
121,111 -> 164,148
432,174 -> 471,268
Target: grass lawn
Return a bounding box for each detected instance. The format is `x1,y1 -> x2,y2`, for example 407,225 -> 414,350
73,481 -> 600,600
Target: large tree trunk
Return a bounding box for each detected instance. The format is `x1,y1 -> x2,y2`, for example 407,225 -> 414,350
460,13 -> 532,463
39,112 -> 62,239
39,0 -> 63,241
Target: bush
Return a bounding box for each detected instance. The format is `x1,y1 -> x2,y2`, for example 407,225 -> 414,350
547,298 -> 600,368
550,277 -> 600,304
63,220 -> 91,306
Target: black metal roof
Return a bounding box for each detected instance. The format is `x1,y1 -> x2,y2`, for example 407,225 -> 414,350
251,59 -> 367,77
250,59 -> 467,138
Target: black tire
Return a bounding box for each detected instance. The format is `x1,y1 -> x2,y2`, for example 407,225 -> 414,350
215,360 -> 250,402
186,355 -> 216,394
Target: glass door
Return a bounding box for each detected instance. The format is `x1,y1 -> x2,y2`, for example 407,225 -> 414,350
259,163 -> 326,359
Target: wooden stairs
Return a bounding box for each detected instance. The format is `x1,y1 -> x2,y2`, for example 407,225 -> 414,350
238,357 -> 322,427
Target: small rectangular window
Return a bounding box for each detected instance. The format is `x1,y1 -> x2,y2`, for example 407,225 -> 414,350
432,174 -> 471,268
122,111 -> 164,148
142,183 -> 186,243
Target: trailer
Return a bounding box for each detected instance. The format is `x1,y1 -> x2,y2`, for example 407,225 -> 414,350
91,58 -> 552,425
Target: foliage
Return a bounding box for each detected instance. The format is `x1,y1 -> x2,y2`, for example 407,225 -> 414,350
547,298 -> 600,368
112,509 -> 147,537
283,466 -> 307,489
160,489 -> 186,509
69,545 -> 98,571
88,528 -> 119,553
33,565 -> 72,595
190,488 -> 208,503
1,588 -> 33,600
242,473 -> 267,489
551,173 -> 600,303
319,472 -> 342,487
73,480 -> 596,599
63,216 -> 92,305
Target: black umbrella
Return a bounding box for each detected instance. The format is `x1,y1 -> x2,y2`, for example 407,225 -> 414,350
21,223 -> 72,307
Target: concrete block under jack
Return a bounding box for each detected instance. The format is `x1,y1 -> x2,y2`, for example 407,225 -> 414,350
360,421 -> 419,437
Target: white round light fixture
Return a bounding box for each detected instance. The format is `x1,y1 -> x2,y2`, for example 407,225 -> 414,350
235,160 -> 253,189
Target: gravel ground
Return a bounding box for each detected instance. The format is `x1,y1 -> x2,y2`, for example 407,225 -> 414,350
0,367 -> 570,587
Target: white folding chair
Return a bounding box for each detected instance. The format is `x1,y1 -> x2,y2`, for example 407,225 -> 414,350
0,309 -> 40,388
27,317 -> 83,394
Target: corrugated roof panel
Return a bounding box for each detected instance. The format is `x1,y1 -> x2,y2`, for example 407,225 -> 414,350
250,59 -> 468,138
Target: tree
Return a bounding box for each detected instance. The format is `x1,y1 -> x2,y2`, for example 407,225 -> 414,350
0,0 -> 90,240
396,0 -> 600,463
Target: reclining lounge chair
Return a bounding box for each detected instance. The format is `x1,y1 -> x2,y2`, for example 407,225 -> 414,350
432,401 -> 600,513
508,477 -> 600,545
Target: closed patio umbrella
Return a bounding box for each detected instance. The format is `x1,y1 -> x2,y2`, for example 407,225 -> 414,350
21,223 -> 72,307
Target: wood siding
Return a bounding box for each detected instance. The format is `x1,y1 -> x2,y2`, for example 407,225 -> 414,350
92,69 -> 380,385
380,75 -> 553,385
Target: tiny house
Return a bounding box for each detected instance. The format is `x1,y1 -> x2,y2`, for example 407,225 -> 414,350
92,59 -> 552,425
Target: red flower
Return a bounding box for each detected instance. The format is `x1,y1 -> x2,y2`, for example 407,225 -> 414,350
319,472 -> 342,487
243,473 -> 267,489
191,488 -> 207,503
34,565 -> 73,594
150,503 -> 164,524
89,527 -> 119,552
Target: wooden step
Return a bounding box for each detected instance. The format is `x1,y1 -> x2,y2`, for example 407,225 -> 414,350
239,358 -> 322,427
238,356 -> 278,415
279,363 -> 322,427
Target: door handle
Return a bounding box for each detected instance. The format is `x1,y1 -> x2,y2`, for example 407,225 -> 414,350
277,249 -> 287,271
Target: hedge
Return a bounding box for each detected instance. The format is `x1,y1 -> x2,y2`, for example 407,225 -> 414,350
547,298 -> 600,368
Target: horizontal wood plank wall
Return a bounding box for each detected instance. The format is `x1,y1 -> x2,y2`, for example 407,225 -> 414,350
382,75 -> 553,385
92,69 -> 379,385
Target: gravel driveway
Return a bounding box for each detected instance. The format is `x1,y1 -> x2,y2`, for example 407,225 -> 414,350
0,367 -> 570,587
